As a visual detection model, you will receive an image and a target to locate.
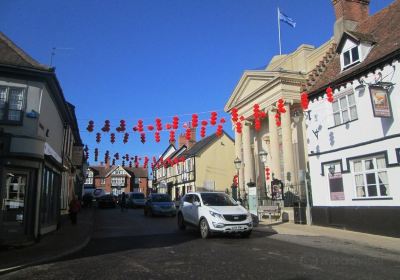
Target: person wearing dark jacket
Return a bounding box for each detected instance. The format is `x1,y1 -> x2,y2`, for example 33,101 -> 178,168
120,192 -> 127,212
69,195 -> 81,224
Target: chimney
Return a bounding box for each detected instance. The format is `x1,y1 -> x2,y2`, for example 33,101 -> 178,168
332,0 -> 370,43
178,125 -> 197,149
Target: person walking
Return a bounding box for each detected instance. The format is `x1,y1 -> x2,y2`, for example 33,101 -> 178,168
120,192 -> 127,212
69,195 -> 81,225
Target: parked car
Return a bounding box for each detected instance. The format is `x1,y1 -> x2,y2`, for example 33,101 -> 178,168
177,192 -> 253,239
127,192 -> 146,208
97,195 -> 116,208
144,193 -> 176,217
93,189 -> 106,199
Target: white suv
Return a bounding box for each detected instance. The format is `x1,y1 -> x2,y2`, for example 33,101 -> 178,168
177,192 -> 253,238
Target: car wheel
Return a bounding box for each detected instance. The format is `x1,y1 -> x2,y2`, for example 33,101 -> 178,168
177,213 -> 186,230
200,218 -> 211,239
240,230 -> 252,238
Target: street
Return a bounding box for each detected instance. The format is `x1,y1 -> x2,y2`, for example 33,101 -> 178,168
2,207 -> 399,280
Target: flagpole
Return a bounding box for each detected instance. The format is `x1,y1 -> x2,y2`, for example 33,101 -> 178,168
277,7 -> 282,55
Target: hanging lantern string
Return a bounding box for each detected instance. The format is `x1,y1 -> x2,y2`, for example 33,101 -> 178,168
76,108 -> 227,121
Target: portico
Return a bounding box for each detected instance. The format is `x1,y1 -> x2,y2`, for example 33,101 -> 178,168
225,42 -> 335,220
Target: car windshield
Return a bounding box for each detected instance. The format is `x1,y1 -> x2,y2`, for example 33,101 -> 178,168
152,195 -> 171,202
132,193 -> 145,199
200,193 -> 237,206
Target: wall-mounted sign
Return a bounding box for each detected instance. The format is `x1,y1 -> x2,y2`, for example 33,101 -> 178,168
369,86 -> 392,118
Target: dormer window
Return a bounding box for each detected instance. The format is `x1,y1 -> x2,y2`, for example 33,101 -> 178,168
337,31 -> 375,71
343,46 -> 360,68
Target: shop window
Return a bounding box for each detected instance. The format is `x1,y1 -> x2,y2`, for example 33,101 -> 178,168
2,173 -> 27,223
352,156 -> 390,198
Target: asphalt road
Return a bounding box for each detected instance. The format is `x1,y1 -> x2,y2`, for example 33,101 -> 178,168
2,207 -> 400,280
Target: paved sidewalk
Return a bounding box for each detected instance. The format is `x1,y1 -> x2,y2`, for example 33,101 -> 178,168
0,207 -> 95,275
256,220 -> 400,253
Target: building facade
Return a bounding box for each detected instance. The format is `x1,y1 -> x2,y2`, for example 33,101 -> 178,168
0,32 -> 84,245
152,132 -> 236,201
85,164 -> 148,195
305,0 -> 400,237
224,41 -> 334,217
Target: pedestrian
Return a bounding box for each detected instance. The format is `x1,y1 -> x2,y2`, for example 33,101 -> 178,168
69,195 -> 81,225
120,192 -> 127,212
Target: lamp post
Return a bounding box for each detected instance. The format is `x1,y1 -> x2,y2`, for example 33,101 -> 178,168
293,109 -> 312,225
258,150 -> 268,204
234,157 -> 242,202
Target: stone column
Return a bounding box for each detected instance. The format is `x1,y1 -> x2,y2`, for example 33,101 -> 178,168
281,104 -> 296,184
242,123 -> 255,190
268,109 -> 281,180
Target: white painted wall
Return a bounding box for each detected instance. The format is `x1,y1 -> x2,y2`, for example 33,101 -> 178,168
307,60 -> 400,207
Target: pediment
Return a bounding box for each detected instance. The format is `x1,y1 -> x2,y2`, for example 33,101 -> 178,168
225,71 -> 275,111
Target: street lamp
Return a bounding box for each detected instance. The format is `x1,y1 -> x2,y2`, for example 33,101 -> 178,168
259,150 -> 268,165
258,150 -> 268,205
233,157 -> 242,202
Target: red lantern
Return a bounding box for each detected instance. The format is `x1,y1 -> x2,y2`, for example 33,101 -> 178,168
239,116 -> 245,121
155,131 -> 161,143
254,118 -> 261,131
231,108 -> 238,122
101,120 -> 111,132
96,132 -> 101,143
87,120 -> 94,132
166,123 -> 172,130
172,116 -> 179,130
147,125 -> 154,131
137,120 -> 144,132
326,86 -> 334,103
200,126 -> 206,138
275,112 -> 281,127
253,104 -> 260,119
116,120 -> 126,132
235,122 -> 242,134
122,160 -> 125,167
210,111 -> 217,126
191,114 -> 199,128
169,130 -> 176,143
216,124 -> 223,137
260,111 -> 267,119
201,120 -> 208,126
185,128 -> 191,140
219,117 -> 226,124
94,148 -> 98,161
155,118 -> 162,131
265,167 -> 271,180
277,99 -> 286,113
140,132 -> 146,144
301,91 -> 309,110
112,159 -> 116,166
123,132 -> 129,144
110,133 -> 115,144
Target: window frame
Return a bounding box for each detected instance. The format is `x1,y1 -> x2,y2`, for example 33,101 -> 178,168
342,46 -> 360,69
351,156 -> 390,199
0,85 -> 26,125
332,91 -> 358,126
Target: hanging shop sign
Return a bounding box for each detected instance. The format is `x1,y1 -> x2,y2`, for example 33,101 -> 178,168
369,86 -> 392,118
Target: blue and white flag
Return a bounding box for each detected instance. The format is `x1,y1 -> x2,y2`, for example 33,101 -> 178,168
278,8 -> 296,28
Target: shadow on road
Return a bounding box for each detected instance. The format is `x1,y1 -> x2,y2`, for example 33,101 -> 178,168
58,227 -> 277,263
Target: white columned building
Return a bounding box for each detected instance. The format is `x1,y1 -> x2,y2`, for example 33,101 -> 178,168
225,42 -> 334,221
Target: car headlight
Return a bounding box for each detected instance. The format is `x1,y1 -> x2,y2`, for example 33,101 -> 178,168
246,212 -> 252,219
209,210 -> 224,220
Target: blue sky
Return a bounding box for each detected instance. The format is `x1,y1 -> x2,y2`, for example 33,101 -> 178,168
0,0 -> 394,166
